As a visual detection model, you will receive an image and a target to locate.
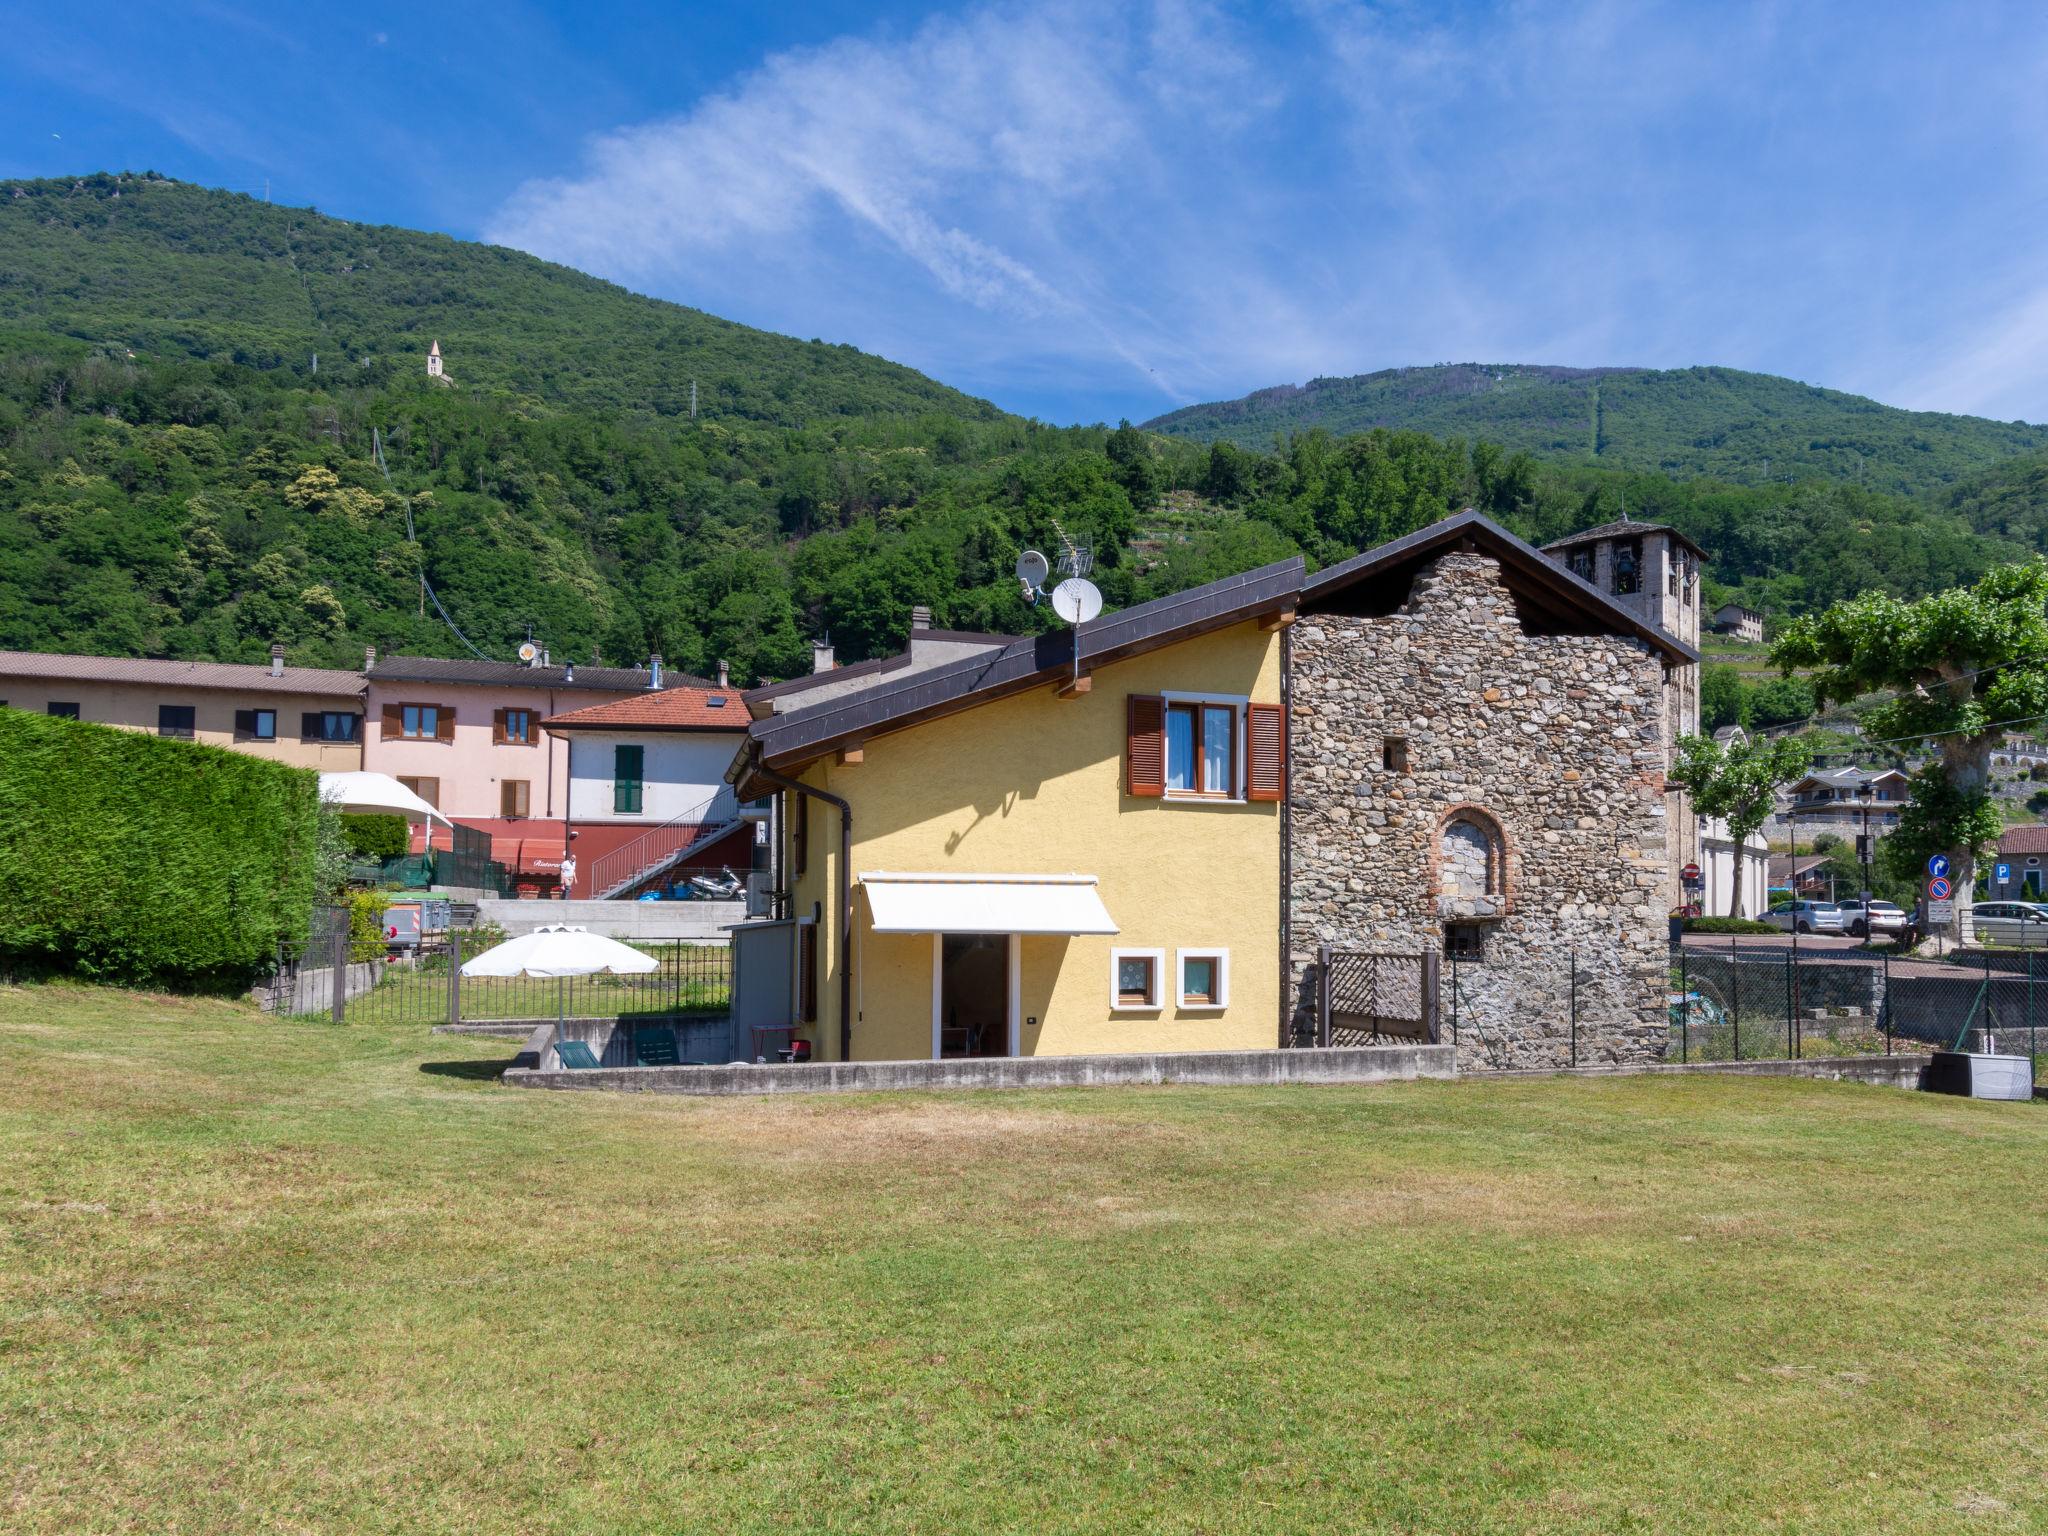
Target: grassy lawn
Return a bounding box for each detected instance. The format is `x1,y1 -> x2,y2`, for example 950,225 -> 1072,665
4,986 -> 2047,1534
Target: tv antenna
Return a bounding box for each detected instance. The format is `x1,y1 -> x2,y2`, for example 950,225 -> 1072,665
1050,518 -> 1093,579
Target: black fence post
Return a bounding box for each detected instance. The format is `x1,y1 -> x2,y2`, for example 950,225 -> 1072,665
1882,948 -> 1892,1056
1450,947 -> 1460,1050
2030,947 -> 2038,1068
447,930 -> 462,1028
1569,949 -> 1578,1068
1422,950 -> 1442,1046
1316,943 -> 1332,1049
1731,935 -> 1741,1061
1679,946 -> 1689,1064
1790,942 -> 1801,1060
330,917 -> 348,1025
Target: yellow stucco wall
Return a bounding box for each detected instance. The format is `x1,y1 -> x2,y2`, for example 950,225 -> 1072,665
0,680 -> 364,771
783,620 -> 1282,1062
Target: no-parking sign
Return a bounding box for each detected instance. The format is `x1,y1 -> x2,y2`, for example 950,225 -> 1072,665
1928,876 -> 1953,901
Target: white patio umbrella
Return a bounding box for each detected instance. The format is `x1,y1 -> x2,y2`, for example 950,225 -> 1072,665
318,770 -> 454,828
460,924 -> 659,1035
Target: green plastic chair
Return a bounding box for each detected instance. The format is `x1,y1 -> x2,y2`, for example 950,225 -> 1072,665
634,1028 -> 680,1067
554,1039 -> 601,1070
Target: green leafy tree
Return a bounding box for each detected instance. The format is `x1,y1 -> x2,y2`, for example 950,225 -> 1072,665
1671,732 -> 1814,917
1746,674 -> 1815,729
1772,560 -> 2048,936
1700,665 -> 1746,733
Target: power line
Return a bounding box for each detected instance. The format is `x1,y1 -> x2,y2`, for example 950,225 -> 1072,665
371,423 -> 495,662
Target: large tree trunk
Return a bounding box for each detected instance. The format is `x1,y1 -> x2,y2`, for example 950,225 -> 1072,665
1728,841 -> 1745,919
1938,734 -> 1999,944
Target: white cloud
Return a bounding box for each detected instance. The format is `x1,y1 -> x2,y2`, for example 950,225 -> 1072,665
486,0 -> 2048,425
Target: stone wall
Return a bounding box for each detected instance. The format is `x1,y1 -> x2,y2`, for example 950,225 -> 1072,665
1289,551 -> 1673,1069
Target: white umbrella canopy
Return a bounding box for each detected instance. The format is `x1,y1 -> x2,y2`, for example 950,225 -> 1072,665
319,770 -> 453,828
460,925 -> 659,978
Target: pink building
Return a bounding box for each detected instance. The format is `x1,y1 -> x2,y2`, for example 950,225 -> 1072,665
362,651 -> 710,893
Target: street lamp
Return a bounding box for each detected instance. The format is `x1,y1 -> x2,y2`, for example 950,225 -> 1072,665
1856,781 -> 1874,903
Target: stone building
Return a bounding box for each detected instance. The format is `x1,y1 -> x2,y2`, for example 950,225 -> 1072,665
1286,513 -> 1696,1068
1540,517 -> 1707,910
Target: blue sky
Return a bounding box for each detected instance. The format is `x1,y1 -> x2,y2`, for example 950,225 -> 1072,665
6,1 -> 2047,427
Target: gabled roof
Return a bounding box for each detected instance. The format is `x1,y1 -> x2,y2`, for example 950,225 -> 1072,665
368,654 -> 713,693
1302,510 -> 1698,665
1998,826 -> 2048,857
0,649 -> 364,697
1792,766 -> 1909,791
1541,516 -> 1709,559
742,630 -> 1019,717
735,557 -> 1303,783
542,687 -> 749,732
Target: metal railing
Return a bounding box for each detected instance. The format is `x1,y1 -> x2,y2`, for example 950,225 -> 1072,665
585,791 -> 743,898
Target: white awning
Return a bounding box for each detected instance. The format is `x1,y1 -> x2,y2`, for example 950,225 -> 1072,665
860,872 -> 1118,935
318,770 -> 454,827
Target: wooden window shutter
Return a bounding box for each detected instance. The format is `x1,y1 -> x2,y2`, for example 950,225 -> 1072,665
301,712 -> 322,740
1126,695 -> 1166,797
1246,703 -> 1286,802
492,707 -> 508,745
798,924 -> 818,1023
234,709 -> 256,738
381,701 -> 402,738
434,705 -> 455,743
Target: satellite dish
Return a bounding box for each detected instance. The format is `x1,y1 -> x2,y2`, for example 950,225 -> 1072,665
517,641 -> 539,663
1051,577 -> 1103,625
1015,549 -> 1050,591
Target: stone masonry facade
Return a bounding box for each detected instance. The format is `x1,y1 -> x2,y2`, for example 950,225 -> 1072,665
1289,552 -> 1673,1069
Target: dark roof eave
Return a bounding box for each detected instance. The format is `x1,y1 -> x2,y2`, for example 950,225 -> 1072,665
1303,509 -> 1698,666
752,556 -> 1304,769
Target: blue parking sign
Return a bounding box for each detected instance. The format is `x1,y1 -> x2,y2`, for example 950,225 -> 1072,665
1997,862 -> 2012,883
1928,854 -> 1950,879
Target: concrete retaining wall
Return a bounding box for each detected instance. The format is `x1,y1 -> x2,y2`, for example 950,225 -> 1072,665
477,898 -> 742,941
250,959 -> 381,1015
505,1042 -> 1456,1096
1472,1053 -> 1931,1089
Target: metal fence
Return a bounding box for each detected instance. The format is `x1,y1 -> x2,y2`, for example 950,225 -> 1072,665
261,929 -> 731,1028
1670,936 -> 2045,1068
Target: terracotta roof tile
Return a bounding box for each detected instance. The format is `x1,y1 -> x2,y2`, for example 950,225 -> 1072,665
1998,825 -> 2048,856
541,687 -> 749,731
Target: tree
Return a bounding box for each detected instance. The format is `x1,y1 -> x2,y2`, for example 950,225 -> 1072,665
1772,560 -> 2048,938
1701,665 -> 1746,733
1746,674 -> 1815,729
1671,732 -> 1814,917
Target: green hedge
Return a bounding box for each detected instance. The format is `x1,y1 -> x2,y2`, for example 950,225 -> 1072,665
1683,916 -> 1780,935
0,711 -> 319,985
341,812 -> 410,859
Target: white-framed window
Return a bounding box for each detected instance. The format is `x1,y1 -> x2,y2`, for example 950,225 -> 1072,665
1110,948 -> 1164,1010
1161,692 -> 1245,803
1175,948 -> 1229,1009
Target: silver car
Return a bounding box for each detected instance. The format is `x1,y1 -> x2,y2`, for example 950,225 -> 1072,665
1836,899 -> 1907,939
1763,900 -> 1846,935
1967,901 -> 2048,947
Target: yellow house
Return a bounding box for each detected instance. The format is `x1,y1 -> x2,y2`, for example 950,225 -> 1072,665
727,560 -> 1300,1063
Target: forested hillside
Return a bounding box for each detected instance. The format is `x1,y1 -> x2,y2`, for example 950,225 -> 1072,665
4,174 -> 2048,681
0,173 -> 996,425
1144,363 -> 2048,495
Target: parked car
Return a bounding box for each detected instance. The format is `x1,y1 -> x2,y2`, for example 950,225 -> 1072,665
1966,901 -> 2048,947
1835,898 -> 1907,939
1762,900 -> 1846,935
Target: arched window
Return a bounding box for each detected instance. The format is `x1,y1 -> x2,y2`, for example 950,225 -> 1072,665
1438,810 -> 1507,918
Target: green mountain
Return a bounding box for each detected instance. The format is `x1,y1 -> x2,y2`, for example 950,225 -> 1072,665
0,172 -> 997,425
4,173 -> 2048,684
1143,363 -> 2048,497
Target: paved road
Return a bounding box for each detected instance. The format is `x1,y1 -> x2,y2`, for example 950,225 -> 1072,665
1676,932 -> 1980,980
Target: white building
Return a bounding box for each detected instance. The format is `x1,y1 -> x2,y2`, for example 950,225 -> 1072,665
541,684 -> 756,898
1696,815 -> 1771,918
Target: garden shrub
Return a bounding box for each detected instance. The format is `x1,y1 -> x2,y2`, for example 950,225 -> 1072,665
0,711 -> 318,985
1683,916 -> 1780,934
340,813 -> 410,859
347,889 -> 393,963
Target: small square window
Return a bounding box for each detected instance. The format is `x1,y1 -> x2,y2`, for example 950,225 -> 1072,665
1445,923 -> 1486,960
1176,949 -> 1229,1009
251,709 -> 276,741
157,704 -> 195,739
1383,736 -> 1408,773
46,701 -> 80,719
1110,948 -> 1163,1010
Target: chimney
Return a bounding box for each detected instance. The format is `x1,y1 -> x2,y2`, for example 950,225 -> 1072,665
542,647 -> 550,668
649,653 -> 664,690
269,641 -> 285,678
563,661 -> 575,684
812,636 -> 835,674
910,604 -> 932,631
717,659 -> 730,688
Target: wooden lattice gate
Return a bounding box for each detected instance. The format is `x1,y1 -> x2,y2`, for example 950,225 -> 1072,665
1316,946 -> 1441,1046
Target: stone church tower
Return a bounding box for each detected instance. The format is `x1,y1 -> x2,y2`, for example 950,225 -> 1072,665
426,340 -> 444,378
